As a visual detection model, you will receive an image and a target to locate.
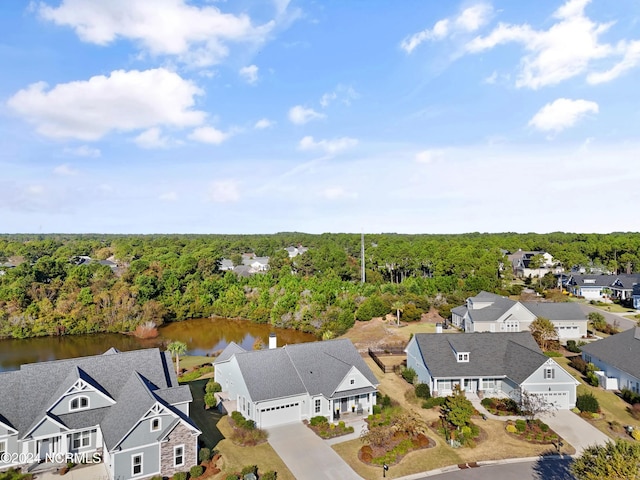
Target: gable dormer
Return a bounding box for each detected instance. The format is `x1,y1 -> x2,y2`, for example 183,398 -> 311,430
49,376 -> 116,416
448,340 -> 470,363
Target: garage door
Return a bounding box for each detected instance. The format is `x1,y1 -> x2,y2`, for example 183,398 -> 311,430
540,391 -> 569,409
259,402 -> 301,428
557,326 -> 579,338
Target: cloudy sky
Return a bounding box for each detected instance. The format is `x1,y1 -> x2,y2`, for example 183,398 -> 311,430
2,0 -> 639,234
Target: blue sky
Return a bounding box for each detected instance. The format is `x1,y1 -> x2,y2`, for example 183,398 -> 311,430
2,0 -> 640,234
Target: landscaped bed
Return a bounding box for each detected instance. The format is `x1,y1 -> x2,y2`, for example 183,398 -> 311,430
505,418 -> 560,444
359,407 -> 435,465
305,416 -> 355,439
481,397 -> 520,416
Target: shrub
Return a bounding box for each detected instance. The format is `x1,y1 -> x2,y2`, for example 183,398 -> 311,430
570,356 -> 588,374
401,367 -> 417,384
586,371 -> 600,387
566,340 -> 581,353
621,388 -> 640,405
198,447 -> 211,463
361,445 -> 373,455
630,403 -> 640,420
206,380 -> 222,393
633,429 -> 640,441
506,424 -> 517,433
338,421 -> 346,429
480,398 -> 494,408
577,393 -> 600,413
261,472 -> 277,480
544,351 -> 563,357
172,473 -> 188,480
539,422 -> 549,433
204,391 -> 217,408
515,419 -> 527,433
190,465 -> 204,478
240,465 -> 258,476
372,405 -> 382,414
225,475 -> 240,480
422,397 -> 445,409
415,383 -> 431,399
310,416 -> 329,427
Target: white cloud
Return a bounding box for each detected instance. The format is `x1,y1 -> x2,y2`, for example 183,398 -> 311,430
288,105 -> 325,124
63,145 -> 101,157
27,185 -> 45,195
298,136 -> 358,154
484,71 -> 498,84
159,191 -> 178,201
588,39 -> 640,84
322,187 -> 357,200
53,164 -> 79,176
254,118 -> 274,129
401,3 -> 492,53
319,85 -> 359,107
188,126 -> 230,144
528,98 -> 599,133
208,179 -> 240,202
7,68 -> 205,140
38,0 -> 275,67
239,64 -> 259,85
465,0 -> 619,89
134,127 -> 170,149
415,149 -> 444,164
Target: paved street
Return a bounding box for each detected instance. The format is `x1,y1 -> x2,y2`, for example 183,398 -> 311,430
413,457 -> 575,480
577,303 -> 636,331
268,423 -> 361,480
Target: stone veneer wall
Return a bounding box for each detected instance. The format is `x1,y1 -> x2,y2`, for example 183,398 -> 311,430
160,423 -> 197,478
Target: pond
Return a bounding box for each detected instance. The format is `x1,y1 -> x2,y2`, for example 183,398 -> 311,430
0,317 -> 317,372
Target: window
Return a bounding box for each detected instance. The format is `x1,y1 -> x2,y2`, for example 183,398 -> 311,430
69,396 -> 89,411
132,454 -> 143,476
72,431 -> 91,450
0,440 -> 6,456
150,417 -> 161,432
544,368 -> 555,379
457,353 -> 469,362
174,445 -> 184,467
350,378 -> 355,385
314,399 -> 321,414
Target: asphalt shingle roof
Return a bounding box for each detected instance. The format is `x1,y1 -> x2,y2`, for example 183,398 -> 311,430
413,332 -> 547,382
214,342 -> 247,364
522,302 -> 586,321
229,339 -> 379,402
582,327 -> 640,379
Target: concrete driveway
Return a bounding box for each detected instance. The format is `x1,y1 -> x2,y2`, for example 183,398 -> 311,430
541,409 -> 610,455
268,423 -> 361,480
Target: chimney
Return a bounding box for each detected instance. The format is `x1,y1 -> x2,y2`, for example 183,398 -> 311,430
269,333 -> 277,349
435,323 -> 442,334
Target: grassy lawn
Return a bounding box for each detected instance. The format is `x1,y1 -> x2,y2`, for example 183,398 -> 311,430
555,357 -> 640,436
586,302 -> 636,314
213,418 -> 295,480
176,354 -> 213,370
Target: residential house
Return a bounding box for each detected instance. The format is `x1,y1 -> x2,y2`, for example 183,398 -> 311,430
0,348 -> 200,479
507,250 -> 562,278
285,246 -> 309,258
609,274 -> 640,301
214,338 -> 379,429
581,327 -> 640,392
406,332 -> 579,409
565,274 -> 616,299
451,291 -> 587,339
633,284 -> 640,310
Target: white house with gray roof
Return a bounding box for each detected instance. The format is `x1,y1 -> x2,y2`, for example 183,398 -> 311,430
0,348 -> 200,479
451,291 -> 587,340
406,332 -> 578,409
213,338 -> 379,429
582,327 -> 640,392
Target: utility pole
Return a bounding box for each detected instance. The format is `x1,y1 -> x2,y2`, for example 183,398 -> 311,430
361,231 -> 365,284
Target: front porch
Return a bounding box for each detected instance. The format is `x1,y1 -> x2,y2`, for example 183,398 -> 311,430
329,389 -> 376,423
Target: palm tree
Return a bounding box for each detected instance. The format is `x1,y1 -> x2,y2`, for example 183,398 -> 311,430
167,340 -> 187,376
391,301 -> 405,326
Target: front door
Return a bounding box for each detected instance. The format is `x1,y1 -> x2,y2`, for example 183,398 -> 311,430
341,398 -> 348,413
38,439 -> 50,461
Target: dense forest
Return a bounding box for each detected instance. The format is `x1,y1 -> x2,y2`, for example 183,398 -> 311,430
0,232 -> 639,339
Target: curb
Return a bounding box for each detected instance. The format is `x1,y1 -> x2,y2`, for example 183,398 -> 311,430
393,454 -> 574,480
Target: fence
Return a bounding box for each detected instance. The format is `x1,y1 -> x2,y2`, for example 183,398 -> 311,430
368,346 -> 406,373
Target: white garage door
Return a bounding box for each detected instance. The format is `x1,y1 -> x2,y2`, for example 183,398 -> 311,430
557,326 -> 580,338
540,391 -> 569,409
259,401 -> 301,428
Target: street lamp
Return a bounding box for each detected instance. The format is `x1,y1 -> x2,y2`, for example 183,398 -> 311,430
383,464 -> 389,477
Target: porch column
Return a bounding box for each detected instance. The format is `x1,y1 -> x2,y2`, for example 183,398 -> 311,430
60,434 -> 69,454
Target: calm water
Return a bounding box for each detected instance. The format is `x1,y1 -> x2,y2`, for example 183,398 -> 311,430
0,317 -> 317,372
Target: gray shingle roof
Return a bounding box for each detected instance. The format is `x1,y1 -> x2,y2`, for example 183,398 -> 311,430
582,327 -> 640,379
567,274 -> 616,287
522,302 -> 586,321
231,339 -> 379,402
214,342 -> 247,364
611,274 -> 640,290
466,295 -> 517,323
1,348 -> 192,449
412,332 -> 547,383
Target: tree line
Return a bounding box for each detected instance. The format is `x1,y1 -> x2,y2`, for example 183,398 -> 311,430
0,232 -> 638,339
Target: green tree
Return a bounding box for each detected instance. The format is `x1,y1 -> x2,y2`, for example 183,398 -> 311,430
442,385 -> 474,429
572,439 -> 640,480
529,317 -> 558,351
588,312 -> 607,332
167,340 -> 187,376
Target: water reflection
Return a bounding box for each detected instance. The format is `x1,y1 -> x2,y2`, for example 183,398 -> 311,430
0,318 -> 316,372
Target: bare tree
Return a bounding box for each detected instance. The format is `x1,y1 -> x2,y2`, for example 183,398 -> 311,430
519,389 -> 557,421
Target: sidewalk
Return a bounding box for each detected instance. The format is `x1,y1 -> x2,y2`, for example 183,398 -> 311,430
466,393 -> 525,422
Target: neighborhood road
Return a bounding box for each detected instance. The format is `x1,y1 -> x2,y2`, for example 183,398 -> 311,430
577,303 -> 636,331
268,423 -> 361,480
412,457 -> 575,480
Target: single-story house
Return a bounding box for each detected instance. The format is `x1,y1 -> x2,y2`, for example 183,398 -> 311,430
565,274 -> 616,300
406,332 -> 578,409
214,338 -> 379,429
581,327 -> 640,392
0,348 -> 200,479
451,291 -> 587,339
609,274 -> 640,301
